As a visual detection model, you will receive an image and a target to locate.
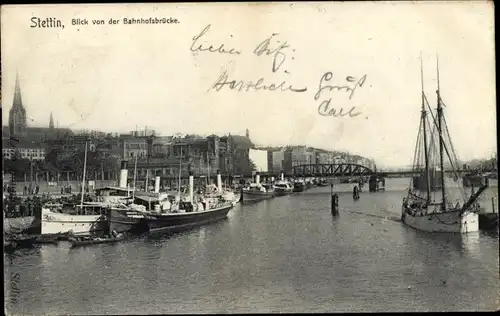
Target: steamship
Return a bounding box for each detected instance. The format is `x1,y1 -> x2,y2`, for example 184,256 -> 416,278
144,171 -> 234,234
273,173 -> 293,196
107,156 -> 234,234
242,174 -> 274,203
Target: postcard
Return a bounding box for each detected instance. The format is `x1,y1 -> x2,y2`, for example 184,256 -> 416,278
2,2 -> 497,314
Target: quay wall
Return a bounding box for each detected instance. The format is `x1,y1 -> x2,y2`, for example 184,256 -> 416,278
7,180 -> 118,195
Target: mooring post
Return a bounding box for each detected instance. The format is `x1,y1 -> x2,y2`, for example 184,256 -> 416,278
331,183 -> 339,216
353,185 -> 360,200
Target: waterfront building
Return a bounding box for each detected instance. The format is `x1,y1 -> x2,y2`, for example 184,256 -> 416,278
2,139 -> 46,160
271,150 -> 285,173
118,131 -> 254,187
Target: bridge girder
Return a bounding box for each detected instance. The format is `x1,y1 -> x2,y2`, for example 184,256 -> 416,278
291,163 -> 374,177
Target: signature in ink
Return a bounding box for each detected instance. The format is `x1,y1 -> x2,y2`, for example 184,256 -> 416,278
317,100 -> 362,118
314,72 -> 367,101
190,24 -> 241,55
253,33 -> 291,73
208,70 -> 307,93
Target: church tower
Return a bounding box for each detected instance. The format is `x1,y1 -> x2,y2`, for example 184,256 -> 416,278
9,72 -> 27,138
49,111 -> 54,129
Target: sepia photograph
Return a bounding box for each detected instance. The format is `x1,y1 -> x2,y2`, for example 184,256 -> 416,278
2,2 -> 498,314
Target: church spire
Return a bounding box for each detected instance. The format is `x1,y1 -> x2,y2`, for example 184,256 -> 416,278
13,71 -> 24,109
9,71 -> 28,138
49,111 -> 54,129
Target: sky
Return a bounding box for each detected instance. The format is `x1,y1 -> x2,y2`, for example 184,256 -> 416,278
1,2 -> 496,168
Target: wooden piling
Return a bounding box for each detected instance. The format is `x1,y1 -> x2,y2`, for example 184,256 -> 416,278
331,193 -> 339,216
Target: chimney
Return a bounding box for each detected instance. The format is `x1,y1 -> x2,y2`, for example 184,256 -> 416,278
119,160 -> 128,188
217,170 -> 222,193
154,176 -> 160,193
189,171 -> 194,204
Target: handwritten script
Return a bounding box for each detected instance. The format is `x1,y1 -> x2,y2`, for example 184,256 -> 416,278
190,24 -> 368,118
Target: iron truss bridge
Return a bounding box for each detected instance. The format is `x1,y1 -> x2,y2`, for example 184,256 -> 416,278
292,164 -> 374,177
289,164 -> 484,178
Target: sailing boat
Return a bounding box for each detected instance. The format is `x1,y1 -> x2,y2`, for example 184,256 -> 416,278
401,56 -> 488,233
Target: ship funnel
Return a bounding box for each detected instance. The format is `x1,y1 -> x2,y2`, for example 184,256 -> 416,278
280,172 -> 284,181
217,170 -> 222,193
154,176 -> 160,193
189,172 -> 194,204
119,160 -> 128,188
255,173 -> 260,184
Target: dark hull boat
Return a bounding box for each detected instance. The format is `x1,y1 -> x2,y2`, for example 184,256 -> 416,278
462,174 -> 487,187
145,203 -> 233,234
273,182 -> 293,197
274,187 -> 292,196
69,234 -> 125,248
108,208 -> 149,234
241,190 -> 274,203
478,213 -> 499,231
293,182 -> 305,192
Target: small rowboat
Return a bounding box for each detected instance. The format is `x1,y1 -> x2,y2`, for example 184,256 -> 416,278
69,233 -> 125,248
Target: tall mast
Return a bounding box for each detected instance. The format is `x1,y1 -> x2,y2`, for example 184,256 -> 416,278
436,54 -> 446,210
80,142 -> 88,207
421,54 -> 431,204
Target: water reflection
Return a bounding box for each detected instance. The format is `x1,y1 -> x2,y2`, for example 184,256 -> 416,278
4,179 -> 499,314
461,233 -> 481,258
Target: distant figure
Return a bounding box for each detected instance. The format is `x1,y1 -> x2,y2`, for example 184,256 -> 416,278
35,184 -> 40,195
61,187 -> 64,194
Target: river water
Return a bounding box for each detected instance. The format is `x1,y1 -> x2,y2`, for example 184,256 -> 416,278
4,178 -> 499,314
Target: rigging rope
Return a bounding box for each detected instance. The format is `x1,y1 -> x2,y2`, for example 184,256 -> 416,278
409,117 -> 424,192
423,95 -> 467,203
439,98 -> 467,199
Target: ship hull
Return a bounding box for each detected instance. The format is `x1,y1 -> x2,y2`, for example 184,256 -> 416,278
402,207 -> 479,233
41,209 -> 108,236
108,209 -> 148,234
462,175 -> 487,188
145,204 -> 232,234
274,188 -> 293,196
242,190 -> 274,203
293,183 -> 305,192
